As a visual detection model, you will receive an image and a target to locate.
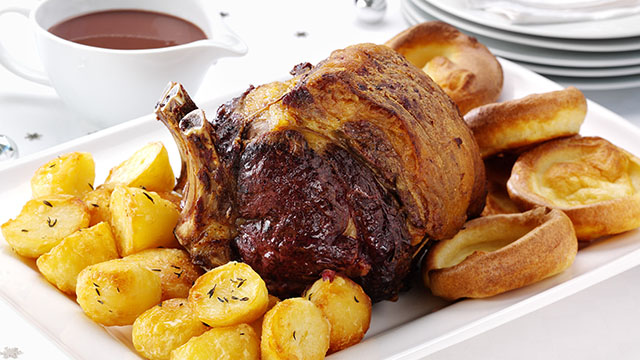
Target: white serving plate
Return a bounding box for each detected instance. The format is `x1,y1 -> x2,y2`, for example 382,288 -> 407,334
408,0 -> 640,52
2,59 -> 640,360
516,61 -> 640,78
403,0 -> 640,68
423,0 -> 640,39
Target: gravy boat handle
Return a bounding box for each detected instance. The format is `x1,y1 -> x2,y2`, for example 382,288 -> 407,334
0,6 -> 51,86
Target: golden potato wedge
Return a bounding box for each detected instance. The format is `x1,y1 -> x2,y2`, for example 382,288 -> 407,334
189,261 -> 268,327
303,274 -> 372,353
76,259 -> 162,326
36,222 -> 119,294
1,195 -> 90,258
124,248 -> 203,300
132,298 -> 209,360
109,186 -> 180,256
170,323 -> 260,360
261,297 -> 330,360
104,142 -> 175,192
157,191 -> 182,209
249,294 -> 280,339
31,152 -> 95,198
83,186 -> 113,226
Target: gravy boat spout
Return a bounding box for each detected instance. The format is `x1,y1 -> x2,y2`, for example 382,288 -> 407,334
198,18 -> 248,59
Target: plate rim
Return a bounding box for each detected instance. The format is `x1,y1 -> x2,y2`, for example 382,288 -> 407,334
403,0 -> 640,68
422,0 -> 640,39
407,0 -> 640,52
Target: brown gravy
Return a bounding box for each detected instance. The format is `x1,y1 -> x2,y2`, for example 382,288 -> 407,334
48,10 -> 207,50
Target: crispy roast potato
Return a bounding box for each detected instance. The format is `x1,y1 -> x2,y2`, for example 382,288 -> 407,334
36,222 -> 119,294
31,152 -> 95,198
189,261 -> 269,327
132,298 -> 209,360
249,294 -> 280,339
76,259 -> 162,326
303,274 -> 372,353
104,142 -> 175,192
170,323 -> 260,360
83,186 -> 113,226
157,191 -> 183,209
261,297 -> 331,360
124,248 -> 203,300
1,195 -> 90,258
109,185 -> 180,256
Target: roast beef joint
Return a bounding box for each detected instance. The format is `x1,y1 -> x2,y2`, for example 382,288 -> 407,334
155,43 -> 485,302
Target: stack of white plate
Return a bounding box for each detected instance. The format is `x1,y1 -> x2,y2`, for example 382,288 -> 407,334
401,0 -> 640,90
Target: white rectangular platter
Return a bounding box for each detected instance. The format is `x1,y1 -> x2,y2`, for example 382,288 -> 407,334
2,59 -> 640,360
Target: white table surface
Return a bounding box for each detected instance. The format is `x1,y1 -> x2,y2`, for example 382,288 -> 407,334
1,0 -> 640,359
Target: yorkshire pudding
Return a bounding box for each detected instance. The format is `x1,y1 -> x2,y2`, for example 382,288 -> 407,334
423,207 -> 577,300
386,21 -> 503,115
508,136 -> 640,241
465,87 -> 587,158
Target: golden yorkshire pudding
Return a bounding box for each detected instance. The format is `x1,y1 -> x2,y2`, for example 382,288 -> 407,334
385,21 -> 503,115
508,136 -> 640,241
423,207 -> 577,300
465,87 -> 587,158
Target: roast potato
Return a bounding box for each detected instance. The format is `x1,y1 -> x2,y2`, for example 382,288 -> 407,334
249,294 -> 280,339
303,273 -> 372,353
109,185 -> 180,256
76,259 -> 162,326
124,248 -> 203,300
104,142 -> 175,192
261,297 -> 331,360
31,152 -> 95,198
189,261 -> 269,327
132,298 -> 209,360
83,186 -> 113,226
1,195 -> 90,258
36,222 -> 119,294
170,323 -> 260,360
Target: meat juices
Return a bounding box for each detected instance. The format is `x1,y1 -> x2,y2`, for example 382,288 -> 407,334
48,10 -> 207,50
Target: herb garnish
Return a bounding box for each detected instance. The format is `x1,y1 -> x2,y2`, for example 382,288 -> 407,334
217,296 -> 225,303
151,268 -> 162,272
47,217 -> 57,228
142,192 -> 154,203
91,203 -> 99,208
208,285 -> 217,298
97,299 -> 104,304
42,200 -> 53,207
95,288 -> 101,296
21,229 -> 28,233
354,296 -> 359,303
293,331 -> 297,340
88,183 -> 94,190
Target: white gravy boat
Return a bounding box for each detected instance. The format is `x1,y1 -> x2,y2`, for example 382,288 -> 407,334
0,0 -> 247,127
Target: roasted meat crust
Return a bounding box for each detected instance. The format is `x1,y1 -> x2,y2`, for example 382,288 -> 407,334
283,44 -> 485,242
156,43 -> 485,302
